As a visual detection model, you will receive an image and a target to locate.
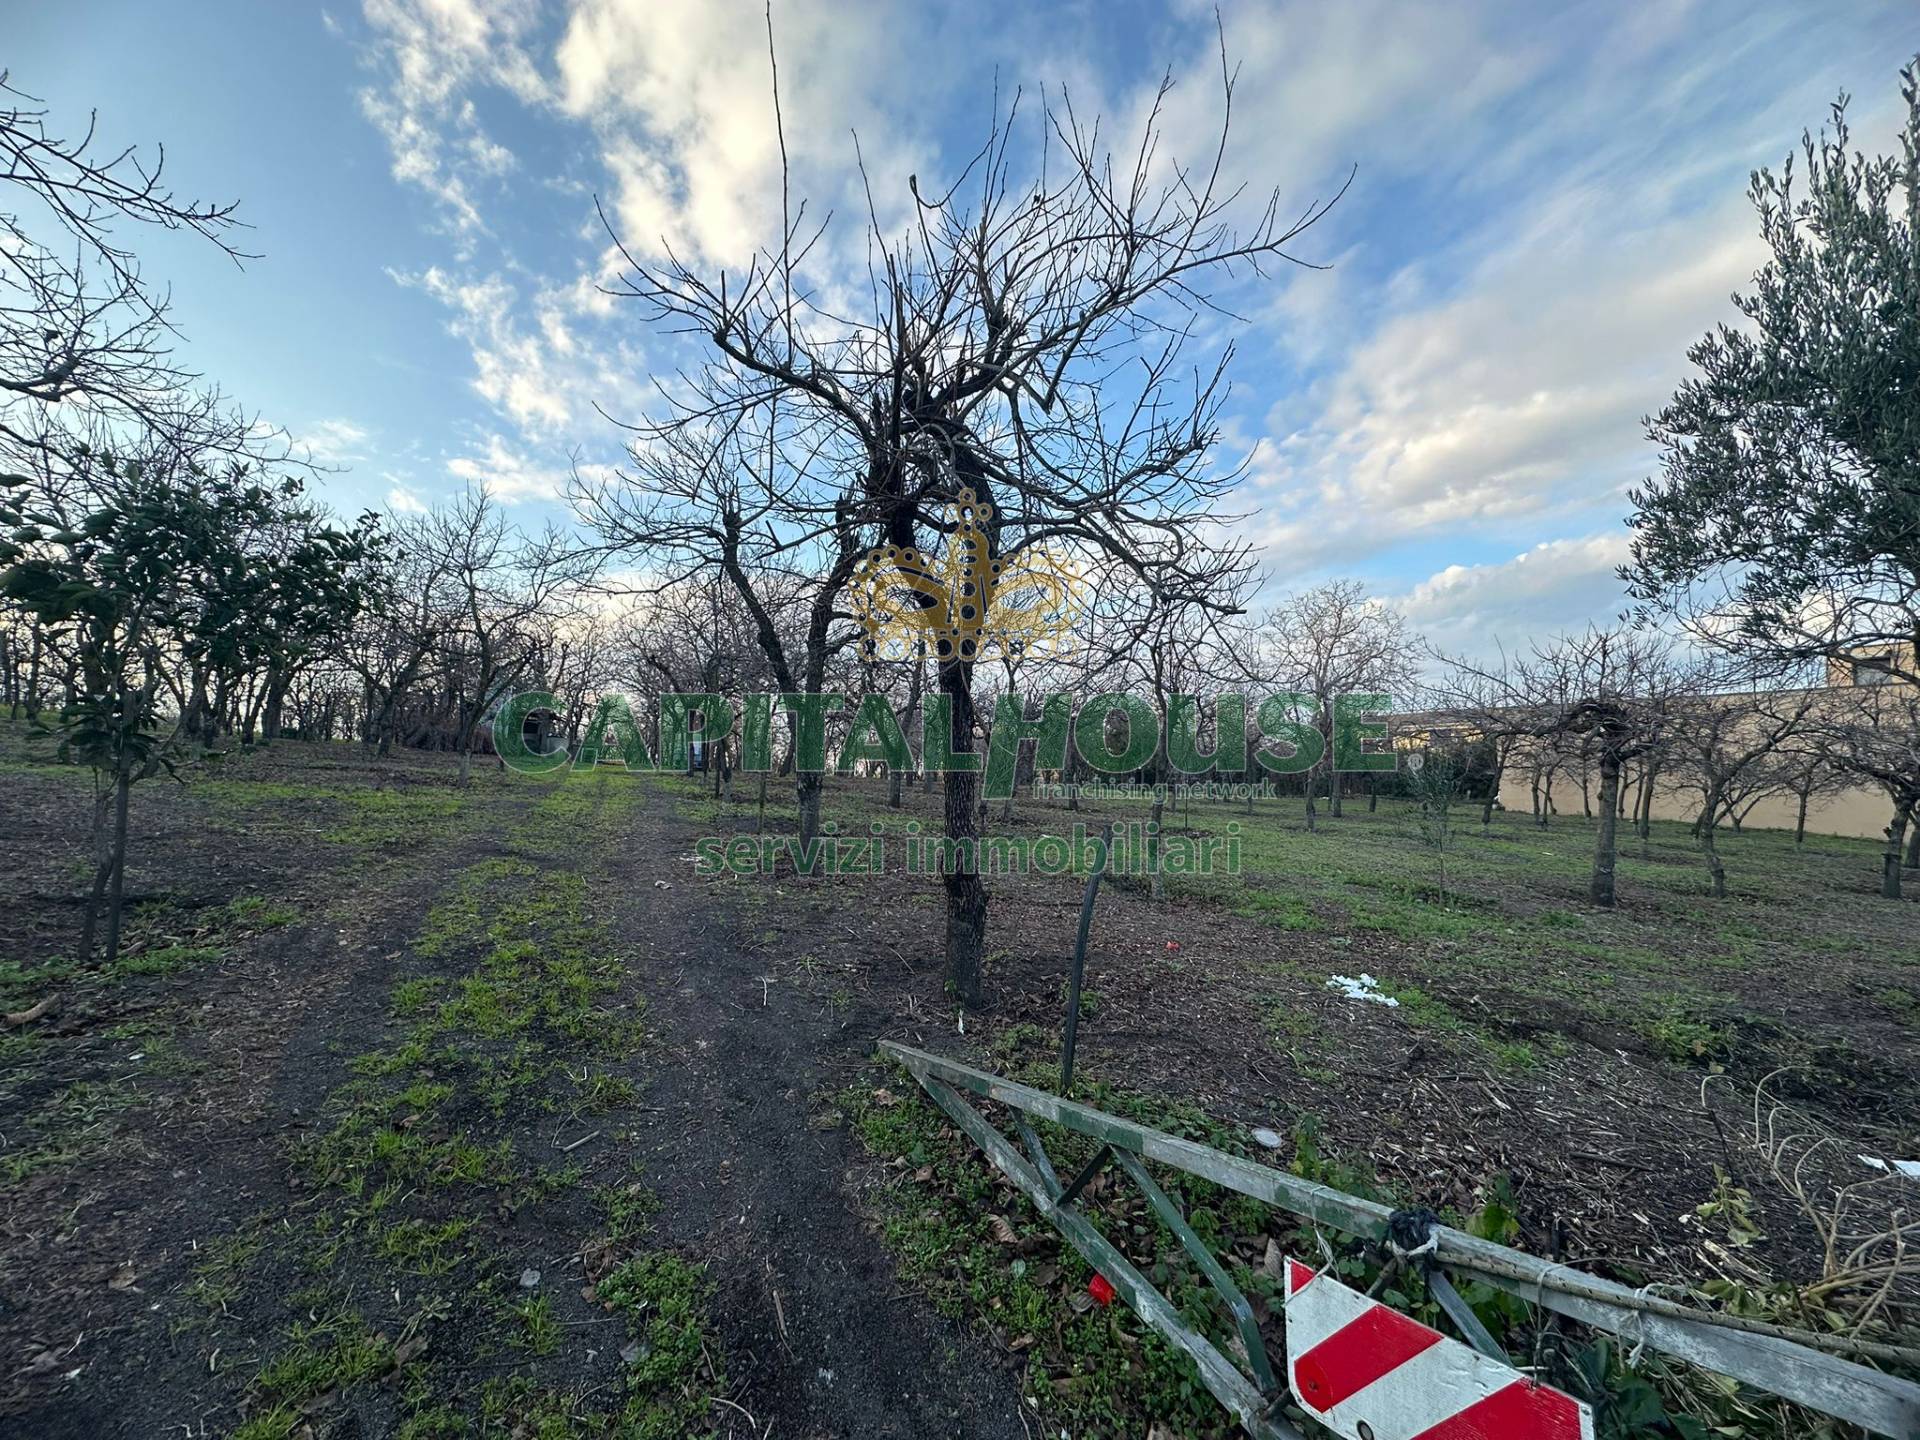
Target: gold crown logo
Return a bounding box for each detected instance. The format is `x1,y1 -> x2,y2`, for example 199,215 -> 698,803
851,489 -> 1084,662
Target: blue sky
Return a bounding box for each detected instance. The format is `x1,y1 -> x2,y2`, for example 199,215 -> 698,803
12,0 -> 1915,654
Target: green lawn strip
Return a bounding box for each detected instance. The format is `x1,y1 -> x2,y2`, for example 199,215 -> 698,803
224,771 -> 726,1439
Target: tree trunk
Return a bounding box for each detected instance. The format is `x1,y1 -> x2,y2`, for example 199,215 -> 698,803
1795,785 -> 1811,844
101,765 -> 134,967
1149,792 -> 1166,902
893,649 -> 924,811
1884,804 -> 1911,900
24,627 -> 43,720
79,784 -> 115,960
1698,799 -> 1727,899
937,660 -> 985,1008
1589,752 -> 1621,907
795,767 -> 822,850
263,674 -> 290,742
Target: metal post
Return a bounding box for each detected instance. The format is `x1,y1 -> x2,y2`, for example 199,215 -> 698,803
1062,822 -> 1117,1095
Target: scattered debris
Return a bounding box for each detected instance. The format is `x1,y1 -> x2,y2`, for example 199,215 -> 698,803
1250,1127 -> 1284,1151
1325,973 -> 1398,1006
1086,1274 -> 1116,1307
1858,1155 -> 1920,1180
518,1268 -> 541,1289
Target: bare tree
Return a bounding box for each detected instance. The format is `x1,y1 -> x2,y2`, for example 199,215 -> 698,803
1438,627 -> 1695,907
422,488 -> 590,787
1806,686 -> 1920,899
580,28 -> 1340,1004
1260,580 -> 1416,825
1666,672 -> 1820,896
1,73 -> 250,461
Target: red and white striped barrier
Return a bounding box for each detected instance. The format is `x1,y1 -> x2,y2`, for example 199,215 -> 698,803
1286,1259 -> 1594,1440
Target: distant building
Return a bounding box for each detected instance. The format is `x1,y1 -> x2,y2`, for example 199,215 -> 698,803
1403,650 -> 1914,841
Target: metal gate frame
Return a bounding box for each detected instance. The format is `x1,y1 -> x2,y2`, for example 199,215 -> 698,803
881,1040 -> 1920,1439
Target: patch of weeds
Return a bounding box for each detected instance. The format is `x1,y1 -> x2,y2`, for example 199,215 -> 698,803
1057,978 -> 1100,1019
375,1216 -> 476,1276
1379,981 -> 1468,1033
599,1179 -> 659,1240
510,1293 -> 561,1356
0,954 -> 81,1009
235,1306 -> 395,1440
391,975 -> 445,1016
321,787 -> 465,848
112,942 -> 223,978
1875,986 -> 1918,1021
0,1029 -> 44,1065
1263,1000 -> 1314,1041
1486,1038 -> 1538,1071
595,1252 -> 723,1438
222,895 -> 299,929
1643,1002 -> 1734,1066
0,1076 -> 141,1181
572,1068 -> 641,1114
187,1227 -> 269,1316
1236,890 -> 1322,930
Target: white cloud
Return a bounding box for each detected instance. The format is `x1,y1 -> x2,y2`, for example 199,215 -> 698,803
301,417 -> 372,464
1246,180 -> 1763,568
354,0 -> 546,235
1391,532 -> 1636,658
386,483 -> 430,514
445,432 -> 574,503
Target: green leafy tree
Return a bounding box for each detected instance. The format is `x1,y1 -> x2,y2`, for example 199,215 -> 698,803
0,445 -> 374,967
1626,62 -> 1920,681
1626,62 -> 1920,897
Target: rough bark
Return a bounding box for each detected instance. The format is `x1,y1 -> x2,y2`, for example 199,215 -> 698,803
1589,753 -> 1621,907
1884,804 -> 1911,900
937,660 -> 986,1008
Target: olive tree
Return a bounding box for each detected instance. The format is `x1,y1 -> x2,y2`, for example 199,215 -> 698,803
1626,63 -> 1920,878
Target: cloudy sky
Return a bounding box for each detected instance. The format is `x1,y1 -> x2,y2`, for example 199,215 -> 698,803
12,1 -> 1914,654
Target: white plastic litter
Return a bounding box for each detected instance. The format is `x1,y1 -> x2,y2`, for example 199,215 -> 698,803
1858,1155 -> 1920,1179
1250,1127 -> 1285,1151
1326,973 -> 1399,1006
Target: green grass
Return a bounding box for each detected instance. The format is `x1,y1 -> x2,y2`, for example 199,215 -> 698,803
223,770 -> 725,1437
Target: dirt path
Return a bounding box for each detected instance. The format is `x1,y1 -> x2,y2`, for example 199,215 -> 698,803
610,787 -> 1028,1440
1,774 -> 543,1437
